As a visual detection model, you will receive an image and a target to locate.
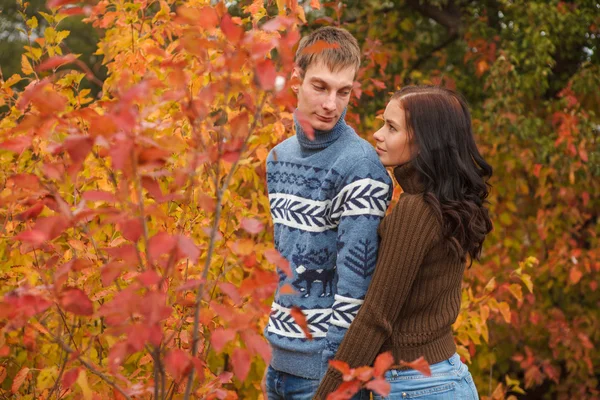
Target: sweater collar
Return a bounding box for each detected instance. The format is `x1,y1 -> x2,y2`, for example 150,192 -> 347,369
294,109 -> 348,150
393,161 -> 425,194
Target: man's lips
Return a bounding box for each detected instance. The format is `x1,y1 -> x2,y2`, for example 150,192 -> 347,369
316,115 -> 334,122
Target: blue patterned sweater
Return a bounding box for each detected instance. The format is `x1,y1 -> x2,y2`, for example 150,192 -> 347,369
265,110 -> 392,379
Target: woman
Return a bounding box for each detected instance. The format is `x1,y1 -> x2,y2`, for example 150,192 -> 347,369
314,86 -> 492,399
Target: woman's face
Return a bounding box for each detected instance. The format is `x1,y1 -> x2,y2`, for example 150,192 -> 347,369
373,99 -> 417,167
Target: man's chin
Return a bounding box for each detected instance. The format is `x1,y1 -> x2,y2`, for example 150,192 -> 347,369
312,119 -> 337,132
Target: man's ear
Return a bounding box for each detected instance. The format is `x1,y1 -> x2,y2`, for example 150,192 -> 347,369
291,67 -> 303,94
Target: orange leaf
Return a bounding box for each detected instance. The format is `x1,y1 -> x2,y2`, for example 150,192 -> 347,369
211,328 -> 237,353
290,306 -> 312,340
231,348 -> 251,381
328,360 -> 350,375
0,136 -> 31,153
301,40 -> 340,55
373,351 -> 394,377
569,267 -> 583,284
365,377 -> 390,396
295,110 -> 314,140
264,249 -> 292,276
256,59 -> 277,90
11,367 -> 30,394
36,54 -> 77,72
240,217 -> 264,234
399,356 -> 431,377
221,14 -> 244,43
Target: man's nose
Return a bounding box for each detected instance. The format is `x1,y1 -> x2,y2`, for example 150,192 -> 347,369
322,92 -> 336,112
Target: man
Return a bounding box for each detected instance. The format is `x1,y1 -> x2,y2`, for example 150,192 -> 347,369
263,26 -> 392,399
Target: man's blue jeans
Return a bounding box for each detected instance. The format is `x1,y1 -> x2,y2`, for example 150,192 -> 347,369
265,366 -> 370,400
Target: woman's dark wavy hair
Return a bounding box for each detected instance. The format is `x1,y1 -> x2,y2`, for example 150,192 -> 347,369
392,85 -> 493,264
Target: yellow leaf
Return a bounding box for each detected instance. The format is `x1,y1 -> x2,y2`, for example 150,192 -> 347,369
521,274 -> 533,293
508,284 -> 523,302
76,369 -> 93,400
498,302 -> 511,323
26,16 -> 38,30
484,277 -> 496,292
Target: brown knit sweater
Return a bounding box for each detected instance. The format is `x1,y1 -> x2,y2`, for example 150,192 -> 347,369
314,162 -> 466,399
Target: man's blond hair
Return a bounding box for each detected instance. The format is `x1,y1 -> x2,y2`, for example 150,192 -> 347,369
295,26 -> 361,77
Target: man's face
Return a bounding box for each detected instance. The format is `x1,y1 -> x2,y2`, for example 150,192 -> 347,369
294,61 -> 356,131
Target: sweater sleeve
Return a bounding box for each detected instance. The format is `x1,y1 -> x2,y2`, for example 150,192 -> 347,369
319,158 -> 392,374
314,195 -> 440,399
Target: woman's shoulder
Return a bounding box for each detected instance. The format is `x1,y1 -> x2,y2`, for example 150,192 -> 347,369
380,193 -> 441,235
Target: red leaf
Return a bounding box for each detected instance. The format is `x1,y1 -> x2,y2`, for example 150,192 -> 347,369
328,381 -> 361,400
64,135 -> 93,164
36,54 -> 77,72
329,360 -> 351,375
264,249 -> 292,276
60,288 -> 94,316
0,136 -> 31,153
301,40 -> 340,55
373,351 -> 394,377
210,328 -> 237,353
365,377 -> 391,396
120,218 -> 143,242
11,367 -> 29,394
14,229 -> 47,245
165,349 -> 192,381
141,176 -> 165,202
148,232 -> 177,260
399,356 -> 431,377
137,270 -> 162,287
256,59 -> 277,90
221,14 -> 244,43
241,217 -> 264,234
296,110 -> 314,140
47,0 -> 78,7
105,244 -> 138,263
34,215 -> 70,240
219,282 -> 242,305
101,261 -> 126,286
231,348 -> 251,381
177,235 -> 200,263
82,190 -> 117,202
108,341 -> 130,373
17,202 -> 45,221
61,368 -> 80,389
290,306 -> 313,340
241,331 -> 272,362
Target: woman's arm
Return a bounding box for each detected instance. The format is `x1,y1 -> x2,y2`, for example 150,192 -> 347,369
314,194 -> 439,399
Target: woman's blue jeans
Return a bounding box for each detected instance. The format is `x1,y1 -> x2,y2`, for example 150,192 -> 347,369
373,353 -> 479,399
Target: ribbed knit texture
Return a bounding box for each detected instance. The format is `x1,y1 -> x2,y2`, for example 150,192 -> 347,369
265,110 -> 393,380
314,161 -> 466,399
